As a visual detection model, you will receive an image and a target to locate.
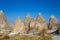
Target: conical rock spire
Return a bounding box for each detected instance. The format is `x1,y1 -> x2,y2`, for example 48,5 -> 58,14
35,13 -> 48,33
24,13 -> 31,33
36,12 -> 45,23
26,12 -> 30,18
0,10 -> 10,33
12,16 -> 24,33
48,15 -> 58,29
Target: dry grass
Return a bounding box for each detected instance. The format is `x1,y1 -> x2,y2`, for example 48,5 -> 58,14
0,33 -> 52,40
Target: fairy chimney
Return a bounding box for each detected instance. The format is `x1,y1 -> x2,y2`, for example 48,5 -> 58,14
0,10 -> 10,33
35,13 -> 48,32
24,13 -> 31,33
48,15 -> 58,29
12,16 -> 24,33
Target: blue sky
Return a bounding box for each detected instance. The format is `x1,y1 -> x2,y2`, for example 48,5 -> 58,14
0,0 -> 60,24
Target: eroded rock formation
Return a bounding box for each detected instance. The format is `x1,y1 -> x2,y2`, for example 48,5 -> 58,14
24,13 -> 31,33
0,11 -> 59,35
48,15 -> 58,30
0,10 -> 10,33
12,16 -> 24,33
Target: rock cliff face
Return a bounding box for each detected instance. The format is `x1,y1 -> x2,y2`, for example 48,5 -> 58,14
29,18 -> 36,34
0,11 -> 59,35
24,13 -> 31,33
12,16 -> 24,33
36,13 -> 45,23
0,10 -> 10,33
36,13 -> 48,32
28,13 -> 48,34
48,15 -> 58,30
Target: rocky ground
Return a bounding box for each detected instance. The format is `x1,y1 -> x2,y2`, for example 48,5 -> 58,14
52,35 -> 60,40
0,33 -> 60,40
